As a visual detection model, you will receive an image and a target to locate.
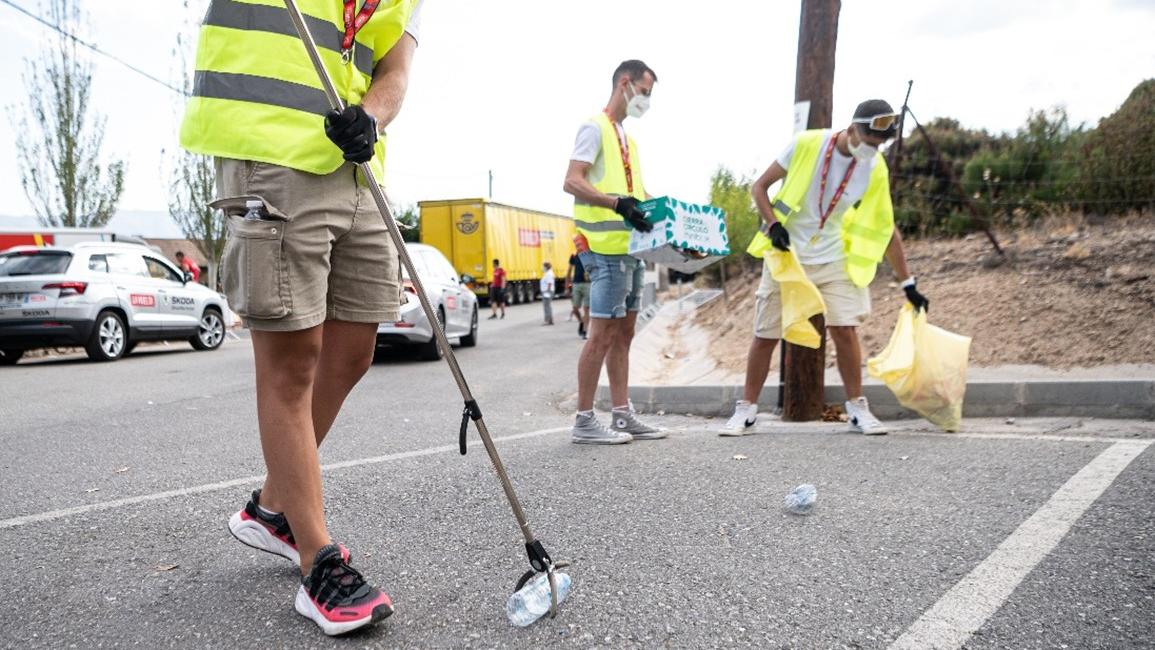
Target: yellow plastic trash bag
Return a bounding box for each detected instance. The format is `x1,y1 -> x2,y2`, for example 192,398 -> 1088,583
765,249 -> 827,349
867,303 -> 972,432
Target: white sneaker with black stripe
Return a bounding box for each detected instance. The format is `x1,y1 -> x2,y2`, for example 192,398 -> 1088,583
845,397 -> 888,435
720,400 -> 758,436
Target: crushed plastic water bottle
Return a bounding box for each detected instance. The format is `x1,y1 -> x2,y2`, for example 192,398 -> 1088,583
505,571 -> 571,627
785,483 -> 817,515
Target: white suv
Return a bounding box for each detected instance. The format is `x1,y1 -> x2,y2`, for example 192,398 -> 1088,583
0,242 -> 228,364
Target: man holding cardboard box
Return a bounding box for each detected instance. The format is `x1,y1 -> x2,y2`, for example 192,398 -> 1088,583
563,60 -> 665,445
722,100 -> 930,437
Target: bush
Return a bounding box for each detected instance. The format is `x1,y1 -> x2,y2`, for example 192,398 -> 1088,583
1077,79 -> 1155,213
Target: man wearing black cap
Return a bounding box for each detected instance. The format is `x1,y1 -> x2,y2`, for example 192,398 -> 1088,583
720,99 -> 929,437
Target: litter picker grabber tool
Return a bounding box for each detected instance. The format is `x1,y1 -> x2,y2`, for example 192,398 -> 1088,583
281,0 -> 569,618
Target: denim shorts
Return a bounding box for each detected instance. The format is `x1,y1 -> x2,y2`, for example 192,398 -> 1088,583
579,252 -> 644,319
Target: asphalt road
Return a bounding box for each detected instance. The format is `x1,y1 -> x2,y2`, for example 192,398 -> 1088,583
1,303 -> 1152,649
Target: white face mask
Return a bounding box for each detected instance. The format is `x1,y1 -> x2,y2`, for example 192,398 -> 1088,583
626,81 -> 650,119
847,132 -> 878,162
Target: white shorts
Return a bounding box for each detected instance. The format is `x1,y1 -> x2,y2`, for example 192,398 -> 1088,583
753,259 -> 871,339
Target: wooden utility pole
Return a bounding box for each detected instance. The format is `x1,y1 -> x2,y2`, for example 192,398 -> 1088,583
783,0 -> 840,422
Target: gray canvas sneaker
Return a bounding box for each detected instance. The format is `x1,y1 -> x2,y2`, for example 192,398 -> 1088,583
610,409 -> 667,440
571,413 -> 633,445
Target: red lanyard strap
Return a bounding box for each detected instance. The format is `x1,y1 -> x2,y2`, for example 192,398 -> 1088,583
817,131 -> 857,230
341,0 -> 381,61
604,111 -> 634,195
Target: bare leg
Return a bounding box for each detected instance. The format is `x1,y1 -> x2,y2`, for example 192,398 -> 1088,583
310,321 -> 378,445
261,321 -> 377,511
742,337 -> 779,404
249,327 -> 330,574
605,314 -> 637,408
828,326 -> 863,400
577,317 -> 614,411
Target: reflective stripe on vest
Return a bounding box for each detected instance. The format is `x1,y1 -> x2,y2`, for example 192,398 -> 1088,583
180,0 -> 414,179
573,113 -> 645,255
746,129 -> 894,288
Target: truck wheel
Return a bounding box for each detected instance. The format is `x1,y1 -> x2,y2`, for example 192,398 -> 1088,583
0,349 -> 24,366
417,308 -> 445,361
460,306 -> 479,348
85,310 -> 127,362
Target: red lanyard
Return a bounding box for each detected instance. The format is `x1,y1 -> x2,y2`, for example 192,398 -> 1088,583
341,0 -> 382,62
604,111 -> 634,194
817,131 -> 857,230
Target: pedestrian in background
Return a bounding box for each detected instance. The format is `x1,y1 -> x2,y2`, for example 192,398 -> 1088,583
540,262 -> 555,325
175,251 -> 200,283
488,258 -> 507,320
566,243 -> 591,339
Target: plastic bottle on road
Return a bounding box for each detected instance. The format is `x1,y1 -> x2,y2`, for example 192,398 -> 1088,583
785,484 -> 817,515
243,199 -> 264,221
505,571 -> 572,627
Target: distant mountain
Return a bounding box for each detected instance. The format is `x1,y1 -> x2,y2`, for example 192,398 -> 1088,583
0,210 -> 185,239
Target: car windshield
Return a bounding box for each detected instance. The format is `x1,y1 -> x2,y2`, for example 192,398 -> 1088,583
0,251 -> 73,276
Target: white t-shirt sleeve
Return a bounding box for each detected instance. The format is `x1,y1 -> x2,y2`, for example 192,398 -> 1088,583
570,121 -> 602,164
404,0 -> 423,44
775,134 -> 798,170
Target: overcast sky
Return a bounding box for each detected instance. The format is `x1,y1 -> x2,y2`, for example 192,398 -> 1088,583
0,0 -> 1152,236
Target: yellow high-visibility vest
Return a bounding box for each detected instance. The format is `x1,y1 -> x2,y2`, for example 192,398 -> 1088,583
573,113 -> 646,256
179,0 -> 416,181
747,129 -> 895,288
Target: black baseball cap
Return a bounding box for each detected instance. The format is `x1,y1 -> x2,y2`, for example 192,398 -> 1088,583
852,99 -> 899,138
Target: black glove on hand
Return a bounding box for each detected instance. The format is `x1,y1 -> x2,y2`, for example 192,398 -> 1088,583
768,222 -> 791,252
324,105 -> 377,163
614,197 -> 653,233
904,283 -> 930,313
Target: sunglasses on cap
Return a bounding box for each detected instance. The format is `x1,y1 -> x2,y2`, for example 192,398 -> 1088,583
851,112 -> 900,131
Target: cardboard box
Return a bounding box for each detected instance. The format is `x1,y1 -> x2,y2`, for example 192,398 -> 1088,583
629,196 -> 729,274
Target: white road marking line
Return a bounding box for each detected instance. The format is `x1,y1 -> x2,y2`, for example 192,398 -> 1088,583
895,430 -> 1150,445
888,439 -> 1152,650
0,426 -> 569,530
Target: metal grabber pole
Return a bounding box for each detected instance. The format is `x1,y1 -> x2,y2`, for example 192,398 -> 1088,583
281,0 -> 568,615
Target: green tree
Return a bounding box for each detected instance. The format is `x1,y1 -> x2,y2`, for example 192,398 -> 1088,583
708,167 -> 760,274
395,204 -> 420,242
12,0 -> 125,227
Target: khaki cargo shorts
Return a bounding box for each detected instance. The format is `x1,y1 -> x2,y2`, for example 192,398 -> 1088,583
215,158 -> 401,332
753,258 -> 871,339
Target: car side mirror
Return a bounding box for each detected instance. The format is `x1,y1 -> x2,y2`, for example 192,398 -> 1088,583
183,272 -> 193,284
461,274 -> 475,285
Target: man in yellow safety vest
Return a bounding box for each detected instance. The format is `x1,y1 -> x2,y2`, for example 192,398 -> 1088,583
720,99 -> 929,437
563,60 -> 667,445
179,0 -> 422,636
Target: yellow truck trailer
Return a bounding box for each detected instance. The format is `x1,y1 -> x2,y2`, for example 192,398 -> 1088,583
419,199 -> 575,304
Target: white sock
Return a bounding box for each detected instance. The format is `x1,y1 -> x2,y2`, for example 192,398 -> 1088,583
257,504 -> 281,517
577,409 -> 594,419
612,404 -> 630,412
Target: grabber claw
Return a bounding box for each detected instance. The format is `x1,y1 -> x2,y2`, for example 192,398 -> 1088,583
514,559 -> 572,619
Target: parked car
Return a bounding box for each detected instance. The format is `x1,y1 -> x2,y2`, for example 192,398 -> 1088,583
0,242 -> 228,364
377,243 -> 479,360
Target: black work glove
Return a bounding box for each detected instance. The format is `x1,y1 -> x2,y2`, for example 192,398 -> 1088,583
904,282 -> 930,313
324,105 -> 377,163
768,222 -> 791,252
613,197 -> 653,233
